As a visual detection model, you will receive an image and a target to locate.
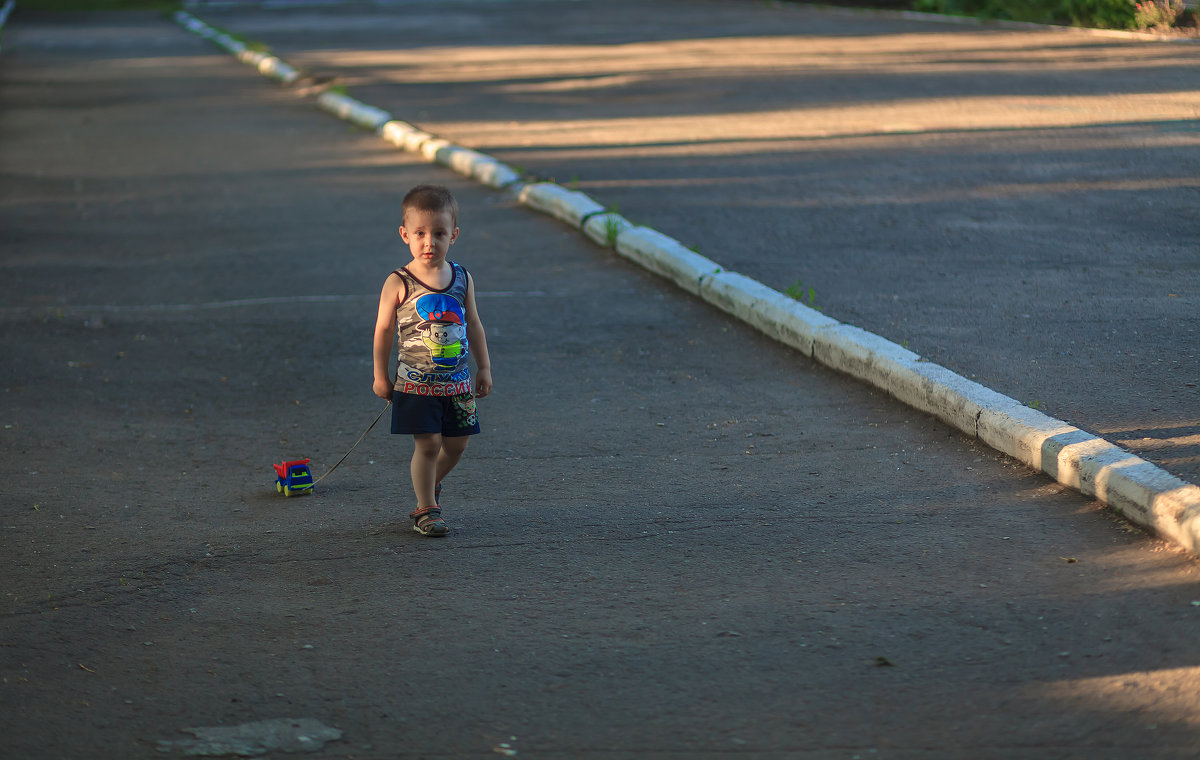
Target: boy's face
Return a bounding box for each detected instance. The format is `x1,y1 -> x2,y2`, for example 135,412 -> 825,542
399,208 -> 458,267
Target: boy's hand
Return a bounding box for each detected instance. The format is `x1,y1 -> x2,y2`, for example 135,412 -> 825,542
475,367 -> 493,399
373,377 -> 394,401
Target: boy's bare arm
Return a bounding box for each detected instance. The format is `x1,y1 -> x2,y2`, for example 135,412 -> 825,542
464,277 -> 492,398
372,275 -> 401,400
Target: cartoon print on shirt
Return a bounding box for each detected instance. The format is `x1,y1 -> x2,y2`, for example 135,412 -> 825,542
415,293 -> 468,371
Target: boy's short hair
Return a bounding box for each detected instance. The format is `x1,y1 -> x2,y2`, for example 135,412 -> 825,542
402,184 -> 459,227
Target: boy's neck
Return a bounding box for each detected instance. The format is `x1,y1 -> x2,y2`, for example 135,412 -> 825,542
406,258 -> 452,283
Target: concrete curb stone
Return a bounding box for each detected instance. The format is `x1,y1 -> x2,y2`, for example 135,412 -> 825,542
813,323 -> 921,393
315,91 -> 390,131
517,182 -> 606,228
172,9 -> 1200,556
175,12 -> 300,84
581,211 -> 634,248
378,120 -> 522,188
436,145 -> 522,189
698,271 -> 839,358
380,120 -> 436,154
885,360 -> 1014,438
981,405 -> 1089,479
417,136 -> 454,163
240,48 -> 299,84
0,0 -> 16,35
614,226 -> 721,297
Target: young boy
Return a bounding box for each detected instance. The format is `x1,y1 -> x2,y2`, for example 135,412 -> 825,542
373,185 -> 492,536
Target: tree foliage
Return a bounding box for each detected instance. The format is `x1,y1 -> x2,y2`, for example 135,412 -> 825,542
913,0 -> 1138,28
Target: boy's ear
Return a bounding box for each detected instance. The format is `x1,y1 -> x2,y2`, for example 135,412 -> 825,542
398,225 -> 409,242
451,227 -> 460,244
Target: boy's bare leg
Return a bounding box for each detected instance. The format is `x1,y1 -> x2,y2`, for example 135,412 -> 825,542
434,436 -> 470,492
411,433 -> 442,508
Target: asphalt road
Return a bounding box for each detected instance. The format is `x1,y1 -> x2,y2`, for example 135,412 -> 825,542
2,7 -> 1200,760
193,0 -> 1200,487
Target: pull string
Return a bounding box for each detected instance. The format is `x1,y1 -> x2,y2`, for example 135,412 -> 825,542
312,401 -> 391,486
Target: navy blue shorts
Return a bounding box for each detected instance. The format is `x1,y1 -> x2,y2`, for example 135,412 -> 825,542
390,391 -> 480,437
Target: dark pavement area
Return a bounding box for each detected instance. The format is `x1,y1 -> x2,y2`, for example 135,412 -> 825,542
2,7 -> 1200,759
195,0 -> 1200,486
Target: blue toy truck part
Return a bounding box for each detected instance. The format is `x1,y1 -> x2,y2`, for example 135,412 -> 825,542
273,458 -> 314,497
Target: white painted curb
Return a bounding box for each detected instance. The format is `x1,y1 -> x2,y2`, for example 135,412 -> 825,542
582,212 -> 634,248
0,0 -> 11,55
240,50 -> 299,85
1108,472 -> 1200,553
0,0 -> 16,31
517,183 -> 605,227
379,120 -> 434,152
435,145 -> 521,189
176,12 -> 242,53
887,360 -> 1012,437
814,323 -> 921,394
416,136 -> 453,163
698,271 -> 838,357
174,12 -> 299,84
316,91 -> 391,131
172,10 -> 1200,556
614,226 -> 721,297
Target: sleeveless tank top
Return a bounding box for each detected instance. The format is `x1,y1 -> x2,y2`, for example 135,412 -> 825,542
393,262 -> 472,396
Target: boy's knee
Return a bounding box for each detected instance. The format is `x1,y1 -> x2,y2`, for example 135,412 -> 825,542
413,434 -> 442,455
444,436 -> 469,456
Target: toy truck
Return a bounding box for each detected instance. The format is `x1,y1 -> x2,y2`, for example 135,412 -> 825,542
273,458 -> 314,497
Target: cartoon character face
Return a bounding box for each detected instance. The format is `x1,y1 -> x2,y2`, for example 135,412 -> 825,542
419,320 -> 466,369
424,321 -> 465,347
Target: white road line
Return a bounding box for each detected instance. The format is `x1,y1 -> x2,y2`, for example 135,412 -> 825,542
0,291 -> 547,318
